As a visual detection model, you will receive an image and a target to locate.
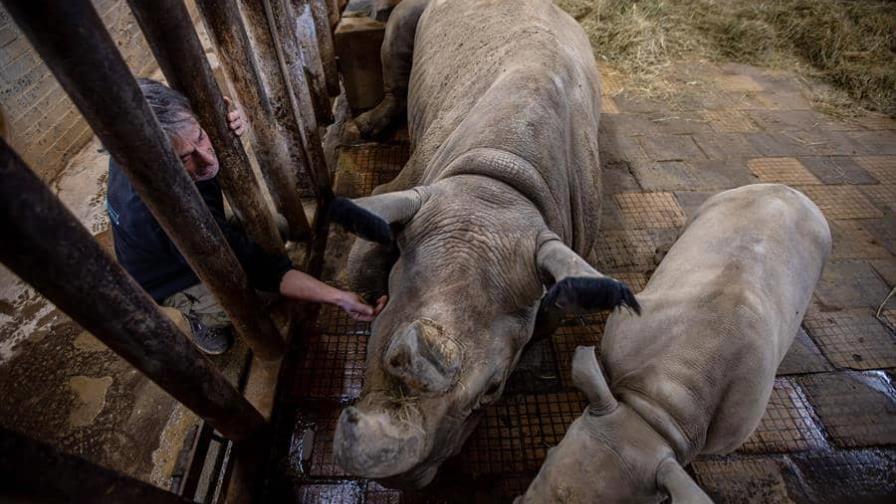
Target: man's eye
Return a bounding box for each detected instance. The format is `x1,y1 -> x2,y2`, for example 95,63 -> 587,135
180,156 -> 190,163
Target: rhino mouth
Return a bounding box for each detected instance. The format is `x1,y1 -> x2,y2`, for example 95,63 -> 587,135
333,401 -> 427,479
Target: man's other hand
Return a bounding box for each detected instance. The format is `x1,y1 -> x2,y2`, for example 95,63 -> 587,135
337,293 -> 388,322
223,96 -> 245,136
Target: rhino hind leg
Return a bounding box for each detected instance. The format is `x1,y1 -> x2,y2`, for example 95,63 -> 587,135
355,0 -> 431,139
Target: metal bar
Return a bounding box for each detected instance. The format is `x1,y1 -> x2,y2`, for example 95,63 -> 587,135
310,0 -> 341,96
179,422 -> 215,498
0,427 -> 192,504
284,0 -> 334,122
264,0 -> 334,200
127,0 -> 288,254
194,0 -> 314,239
2,0 -> 286,361
0,139 -> 266,440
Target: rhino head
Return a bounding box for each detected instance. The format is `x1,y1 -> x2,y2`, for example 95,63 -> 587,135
328,178 -> 639,487
517,346 -> 713,503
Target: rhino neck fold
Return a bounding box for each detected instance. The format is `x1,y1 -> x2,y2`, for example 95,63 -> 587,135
439,147 -> 566,239
617,389 -> 696,464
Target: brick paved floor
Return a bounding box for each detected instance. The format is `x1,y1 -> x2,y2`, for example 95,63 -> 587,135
266,62 -> 896,503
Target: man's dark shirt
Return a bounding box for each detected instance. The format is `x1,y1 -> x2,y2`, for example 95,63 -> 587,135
106,158 -> 292,302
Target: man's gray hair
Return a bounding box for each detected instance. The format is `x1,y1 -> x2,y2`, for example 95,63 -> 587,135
137,78 -> 196,136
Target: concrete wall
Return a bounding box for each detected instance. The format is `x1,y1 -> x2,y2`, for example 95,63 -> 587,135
0,0 -> 160,182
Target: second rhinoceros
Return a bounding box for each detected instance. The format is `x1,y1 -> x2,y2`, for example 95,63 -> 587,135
518,184 -> 832,503
329,0 -> 638,487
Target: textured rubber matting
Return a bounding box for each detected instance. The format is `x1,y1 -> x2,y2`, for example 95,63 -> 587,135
738,378 -> 828,453
594,229 -> 658,272
692,456 -> 792,504
798,371 -> 896,448
788,449 -> 896,503
552,316 -> 607,389
803,308 -> 896,370
286,402 -> 348,478
748,157 -> 821,185
294,481 -> 365,503
290,332 -> 368,401
504,337 -> 562,395
459,391 -> 586,476
702,110 -> 759,133
797,185 -> 884,219
776,327 -> 833,375
613,192 -> 687,229
855,155 -> 896,185
315,304 -> 371,336
341,143 -> 410,196
860,184 -> 896,212
611,271 -> 648,293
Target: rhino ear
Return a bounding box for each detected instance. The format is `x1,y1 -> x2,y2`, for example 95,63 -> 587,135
328,189 -> 422,245
536,236 -> 641,315
656,459 -> 714,504
571,346 -> 618,413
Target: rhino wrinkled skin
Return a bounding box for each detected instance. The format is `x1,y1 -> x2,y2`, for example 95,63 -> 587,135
329,0 -> 640,487
519,184 -> 832,503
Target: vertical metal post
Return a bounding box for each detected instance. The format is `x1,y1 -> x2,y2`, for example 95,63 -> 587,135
2,0 -> 286,361
126,0 -> 295,252
0,139 -> 265,440
263,0 -> 333,199
0,427 -> 194,503
311,0 -> 341,96
193,0 -> 315,239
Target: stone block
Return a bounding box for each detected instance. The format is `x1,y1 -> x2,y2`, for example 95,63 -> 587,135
804,307 -> 896,370
637,134 -> 706,162
745,132 -> 813,157
613,192 -> 687,229
829,219 -> 892,260
691,132 -> 760,160
797,185 -> 883,220
798,371 -> 896,448
846,130 -> 896,155
748,157 -> 821,185
702,110 -> 759,133
739,378 -> 828,453
787,449 -> 896,504
814,260 -> 892,309
799,156 -> 878,185
335,17 -> 386,112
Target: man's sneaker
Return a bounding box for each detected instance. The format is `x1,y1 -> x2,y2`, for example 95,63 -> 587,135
186,314 -> 234,355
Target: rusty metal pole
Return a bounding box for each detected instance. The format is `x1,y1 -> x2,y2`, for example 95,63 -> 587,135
126,0 -> 287,254
0,427 -> 194,503
2,0 -> 286,361
0,139 -> 265,440
193,0 -> 314,240
310,0 -> 341,96
263,0 -> 334,199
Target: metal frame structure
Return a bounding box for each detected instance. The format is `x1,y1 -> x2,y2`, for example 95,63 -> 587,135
0,0 -> 344,501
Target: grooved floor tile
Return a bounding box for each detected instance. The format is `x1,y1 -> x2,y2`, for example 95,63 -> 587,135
611,271 -> 648,293
739,378 -> 828,453
855,156 -> 896,185
291,332 -> 368,400
803,308 -> 896,370
829,220 -> 892,259
702,110 -> 759,132
614,192 -> 687,229
789,449 -> 896,503
552,320 -> 605,388
692,457 -> 792,504
718,74 -> 764,92
460,392 -> 586,476
748,157 -> 821,185
797,185 -> 883,219
860,184 -> 896,212
296,481 -> 364,503
777,327 -> 833,375
798,371 -> 896,448
595,229 -> 657,272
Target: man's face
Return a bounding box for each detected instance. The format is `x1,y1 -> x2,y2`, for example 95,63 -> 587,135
171,119 -> 219,181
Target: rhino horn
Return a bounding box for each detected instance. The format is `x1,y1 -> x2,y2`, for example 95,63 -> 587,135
384,319 -> 461,394
333,405 -> 424,478
571,346 -> 618,413
656,458 -> 715,503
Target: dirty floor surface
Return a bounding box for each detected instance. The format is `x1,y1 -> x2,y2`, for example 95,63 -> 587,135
263,61 -> 896,503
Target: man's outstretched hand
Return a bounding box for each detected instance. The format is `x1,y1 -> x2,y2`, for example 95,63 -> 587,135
337,293 -> 388,322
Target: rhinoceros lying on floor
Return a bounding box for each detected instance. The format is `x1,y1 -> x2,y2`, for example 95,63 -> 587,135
329,0 -> 638,487
517,184 -> 831,503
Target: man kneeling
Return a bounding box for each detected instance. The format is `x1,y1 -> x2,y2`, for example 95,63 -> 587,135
106,78 -> 385,354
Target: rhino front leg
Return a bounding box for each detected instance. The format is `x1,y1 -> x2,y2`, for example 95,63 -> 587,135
355,0 -> 431,138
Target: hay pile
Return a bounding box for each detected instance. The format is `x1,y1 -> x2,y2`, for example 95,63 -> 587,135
558,0 -> 896,115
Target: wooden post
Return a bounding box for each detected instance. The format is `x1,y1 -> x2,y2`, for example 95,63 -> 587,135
194,0 -> 314,240
0,427 -> 194,503
196,0 -> 332,210
126,0 -> 287,254
0,139 -> 266,440
285,0 -> 334,122
2,0 -> 286,362
310,0 -> 341,96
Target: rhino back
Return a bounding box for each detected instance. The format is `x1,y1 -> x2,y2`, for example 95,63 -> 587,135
406,0 -> 602,254
601,184 -> 831,461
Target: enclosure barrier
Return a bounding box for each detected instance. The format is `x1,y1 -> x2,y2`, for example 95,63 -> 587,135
0,427 -> 193,503
1,0 -> 286,362
0,138 -> 266,441
127,0 -> 304,248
